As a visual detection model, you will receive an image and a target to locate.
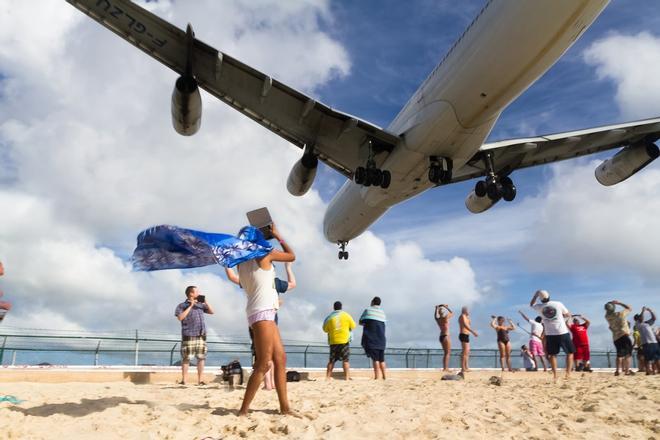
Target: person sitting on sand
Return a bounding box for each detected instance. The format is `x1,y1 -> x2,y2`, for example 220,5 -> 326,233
521,345 -> 537,371
604,300 -> 634,377
323,301 -> 356,380
235,224 -> 297,416
0,261 -> 11,323
458,306 -> 478,373
530,290 -> 574,382
434,304 -> 453,371
491,316 -> 515,372
634,307 -> 659,375
360,297 -> 387,380
569,315 -> 592,372
518,310 -> 547,372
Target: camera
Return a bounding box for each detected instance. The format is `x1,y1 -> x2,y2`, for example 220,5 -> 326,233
197,295 -> 206,303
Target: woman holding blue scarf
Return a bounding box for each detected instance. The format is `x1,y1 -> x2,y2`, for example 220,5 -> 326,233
236,224 -> 297,417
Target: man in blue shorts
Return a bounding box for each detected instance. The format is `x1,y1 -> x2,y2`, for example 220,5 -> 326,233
530,290 -> 574,382
360,297 -> 387,380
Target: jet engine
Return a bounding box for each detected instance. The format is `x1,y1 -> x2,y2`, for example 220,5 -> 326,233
595,141 -> 659,186
465,190 -> 499,213
287,154 -> 318,196
171,75 -> 202,136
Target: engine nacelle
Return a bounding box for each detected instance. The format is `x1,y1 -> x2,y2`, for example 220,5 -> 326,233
465,190 -> 499,213
171,75 -> 202,136
287,154 -> 318,196
595,141 -> 659,186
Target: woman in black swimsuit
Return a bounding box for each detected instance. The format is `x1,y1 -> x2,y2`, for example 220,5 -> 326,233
491,316 -> 515,372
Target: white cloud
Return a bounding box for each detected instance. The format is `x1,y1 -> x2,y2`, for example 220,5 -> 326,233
0,0 -> 481,348
584,31 -> 660,119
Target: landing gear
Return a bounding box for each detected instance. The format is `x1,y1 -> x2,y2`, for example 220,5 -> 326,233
428,156 -> 453,184
337,241 -> 349,260
353,141 -> 391,189
473,152 -> 516,203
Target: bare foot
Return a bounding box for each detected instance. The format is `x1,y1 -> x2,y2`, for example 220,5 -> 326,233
280,409 -> 303,419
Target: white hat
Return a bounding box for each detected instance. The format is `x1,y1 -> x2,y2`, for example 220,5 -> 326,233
536,290 -> 550,300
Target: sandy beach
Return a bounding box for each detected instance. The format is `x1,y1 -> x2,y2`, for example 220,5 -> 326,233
0,370 -> 658,439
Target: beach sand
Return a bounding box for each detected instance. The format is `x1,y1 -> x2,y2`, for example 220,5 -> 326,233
0,370 -> 658,439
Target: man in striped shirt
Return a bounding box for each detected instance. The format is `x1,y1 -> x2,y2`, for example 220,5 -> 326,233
360,297 -> 387,380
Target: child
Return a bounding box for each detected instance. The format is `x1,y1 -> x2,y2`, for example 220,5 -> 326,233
521,345 -> 537,371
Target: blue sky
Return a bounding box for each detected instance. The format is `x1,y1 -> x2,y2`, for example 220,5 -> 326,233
0,0 -> 658,351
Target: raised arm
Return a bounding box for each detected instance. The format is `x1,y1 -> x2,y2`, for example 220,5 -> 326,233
224,267 -> 240,286
266,224 -> 295,263
643,306 -> 656,325
507,319 -> 515,331
490,316 -> 498,330
580,315 -> 590,328
612,300 -> 631,311
434,305 -> 442,320
284,262 -> 296,291
529,291 -> 539,307
518,310 -> 531,322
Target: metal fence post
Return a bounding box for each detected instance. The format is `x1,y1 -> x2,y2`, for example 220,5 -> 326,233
11,350 -> 16,366
304,345 -> 310,368
606,350 -> 611,368
170,343 -> 178,366
94,341 -> 101,366
426,349 -> 430,368
134,329 -> 139,366
0,336 -> 6,365
405,348 -> 412,368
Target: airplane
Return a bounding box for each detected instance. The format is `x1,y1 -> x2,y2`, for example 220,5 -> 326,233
68,0 -> 660,260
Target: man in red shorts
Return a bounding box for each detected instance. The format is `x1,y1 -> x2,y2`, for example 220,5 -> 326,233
569,315 -> 592,372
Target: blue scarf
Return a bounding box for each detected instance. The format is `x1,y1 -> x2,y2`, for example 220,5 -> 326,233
132,225 -> 272,271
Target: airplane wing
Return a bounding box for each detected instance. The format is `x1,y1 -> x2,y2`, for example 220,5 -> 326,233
66,0 -> 401,178
453,117 -> 660,182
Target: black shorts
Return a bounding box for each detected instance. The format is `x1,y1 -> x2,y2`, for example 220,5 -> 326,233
459,334 -> 470,343
613,335 -> 633,358
329,343 -> 350,362
439,334 -> 448,343
545,333 -> 575,356
365,348 -> 385,362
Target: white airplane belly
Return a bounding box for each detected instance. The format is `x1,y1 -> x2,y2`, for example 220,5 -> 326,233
427,0 -> 610,129
323,182 -> 388,243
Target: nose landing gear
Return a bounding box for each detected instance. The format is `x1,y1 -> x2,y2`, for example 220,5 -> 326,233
337,241 -> 349,260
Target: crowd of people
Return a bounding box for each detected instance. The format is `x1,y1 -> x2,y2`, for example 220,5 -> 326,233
432,290 -> 659,381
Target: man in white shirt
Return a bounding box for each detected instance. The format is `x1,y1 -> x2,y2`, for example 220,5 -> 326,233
530,290 -> 574,382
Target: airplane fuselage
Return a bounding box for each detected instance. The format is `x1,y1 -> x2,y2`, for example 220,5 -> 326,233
323,0 -> 610,243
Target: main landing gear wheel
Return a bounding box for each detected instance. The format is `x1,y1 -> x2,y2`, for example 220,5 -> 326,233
354,164 -> 391,189
428,156 -> 453,184
337,241 -> 349,260
471,152 -> 517,205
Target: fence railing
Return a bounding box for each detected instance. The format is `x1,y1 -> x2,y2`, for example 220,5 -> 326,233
0,328 -> 625,369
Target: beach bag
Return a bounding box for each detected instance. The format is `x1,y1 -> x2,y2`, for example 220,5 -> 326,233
221,360 -> 244,385
286,370 -> 301,382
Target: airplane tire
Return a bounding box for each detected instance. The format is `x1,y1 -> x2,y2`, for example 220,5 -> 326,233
440,169 -> 452,184
486,182 -> 502,201
354,167 -> 366,185
428,166 -> 440,184
502,183 -> 516,202
475,180 -> 487,197
380,170 -> 391,189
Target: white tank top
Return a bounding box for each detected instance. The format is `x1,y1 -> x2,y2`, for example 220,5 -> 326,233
237,258 -> 279,317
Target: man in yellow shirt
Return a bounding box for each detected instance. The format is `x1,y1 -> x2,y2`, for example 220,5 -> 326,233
323,301 -> 356,380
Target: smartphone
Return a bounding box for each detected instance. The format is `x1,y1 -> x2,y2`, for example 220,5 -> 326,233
246,207 -> 274,240
197,295 -> 206,303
